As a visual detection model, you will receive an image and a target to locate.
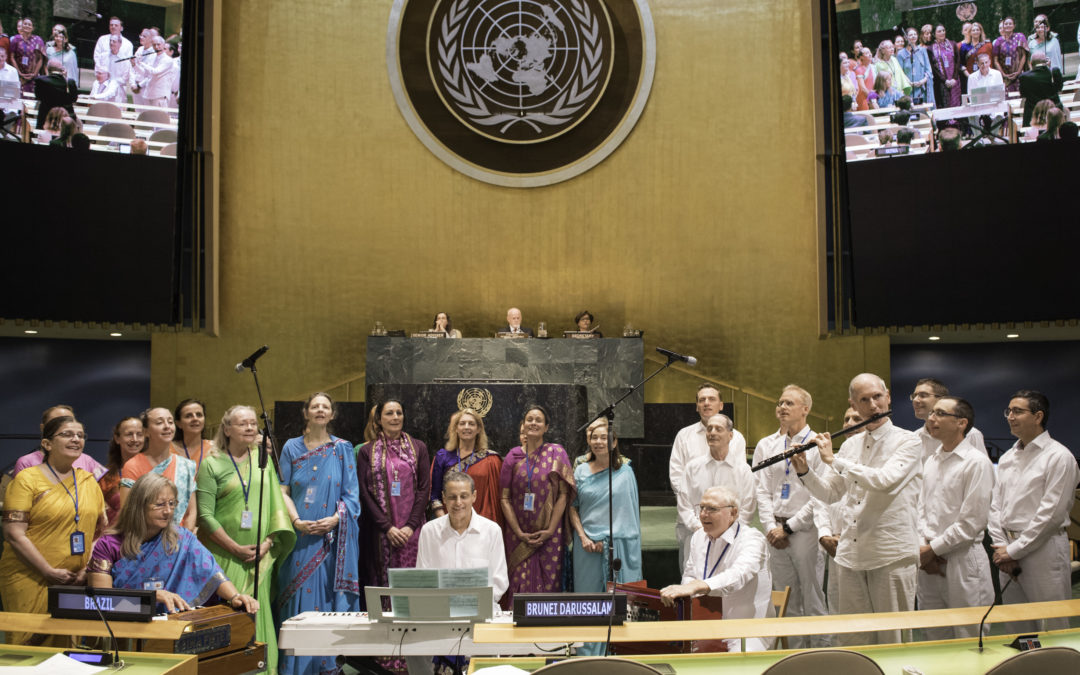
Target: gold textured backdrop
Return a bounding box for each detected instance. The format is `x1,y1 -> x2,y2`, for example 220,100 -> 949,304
151,0 -> 890,442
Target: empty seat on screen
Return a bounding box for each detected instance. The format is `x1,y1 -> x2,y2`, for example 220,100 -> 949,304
160,143 -> 177,157
149,129 -> 177,144
137,109 -> 173,125
98,122 -> 136,140
87,102 -> 124,119
845,133 -> 871,145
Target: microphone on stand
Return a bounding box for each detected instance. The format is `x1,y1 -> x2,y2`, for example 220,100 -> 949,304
83,10 -> 103,19
656,347 -> 697,366
235,345 -> 269,372
979,567 -> 1021,651
84,586 -> 122,667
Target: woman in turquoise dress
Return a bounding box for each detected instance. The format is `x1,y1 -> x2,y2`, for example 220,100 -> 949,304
198,405 -> 295,674
276,392 -> 361,675
568,418 -> 642,655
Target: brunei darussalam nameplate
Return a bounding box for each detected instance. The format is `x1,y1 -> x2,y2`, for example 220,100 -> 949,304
387,0 -> 656,187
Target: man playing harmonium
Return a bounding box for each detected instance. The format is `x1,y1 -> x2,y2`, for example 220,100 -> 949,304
660,485 -> 775,652
410,470 -> 508,674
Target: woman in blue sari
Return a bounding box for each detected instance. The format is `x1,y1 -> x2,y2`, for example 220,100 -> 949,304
568,419 -> 642,655
277,392 -> 362,675
87,472 -> 258,614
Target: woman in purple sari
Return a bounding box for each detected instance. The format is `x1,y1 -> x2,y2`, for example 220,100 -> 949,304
355,399 -> 430,606
499,405 -> 576,606
10,18 -> 45,92
930,25 -> 962,109
87,473 -> 258,615
992,17 -> 1027,93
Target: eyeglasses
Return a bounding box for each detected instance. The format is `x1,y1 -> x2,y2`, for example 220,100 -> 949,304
775,400 -> 800,408
928,409 -> 961,419
909,392 -> 939,401
697,504 -> 735,515
150,500 -> 179,510
1003,407 -> 1033,418
53,430 -> 86,440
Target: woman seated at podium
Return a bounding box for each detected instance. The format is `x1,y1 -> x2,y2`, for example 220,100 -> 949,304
430,408 -> 503,525
573,310 -> 602,336
355,399 -> 431,604
198,405 -> 295,675
569,418 -> 642,655
499,404 -> 576,605
432,311 -> 462,338
277,392 -> 362,675
87,473 -> 258,614
0,415 -> 107,646
99,416 -> 145,525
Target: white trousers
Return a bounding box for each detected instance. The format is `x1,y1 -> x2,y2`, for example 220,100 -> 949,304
769,528 -> 830,647
916,540 -> 994,639
836,556 -> 917,646
827,554 -> 841,614
1000,531 -> 1071,635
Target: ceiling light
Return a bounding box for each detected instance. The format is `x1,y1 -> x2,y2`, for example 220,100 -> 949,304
928,336 -> 940,341
109,332 -> 123,337
1005,333 -> 1019,339
24,329 -> 38,335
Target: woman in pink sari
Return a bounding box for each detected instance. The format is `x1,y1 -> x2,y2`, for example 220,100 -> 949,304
499,405 -> 576,606
992,17 -> 1027,93
930,24 -> 962,109
355,399 -> 430,607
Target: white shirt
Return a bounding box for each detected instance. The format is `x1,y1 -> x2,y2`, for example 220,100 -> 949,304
752,425 -> 830,533
134,51 -> 174,100
799,419 -> 922,571
918,435 -> 995,557
968,68 -> 1004,90
677,448 -> 756,533
681,523 -> 774,622
89,78 -> 125,105
917,425 -> 987,464
669,421 -> 747,496
0,64 -> 19,110
989,431 -> 1079,560
94,33 -> 133,72
415,510 -> 508,603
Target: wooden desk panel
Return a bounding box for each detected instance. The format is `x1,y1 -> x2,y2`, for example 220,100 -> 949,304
0,644 -> 196,675
0,611 -> 188,641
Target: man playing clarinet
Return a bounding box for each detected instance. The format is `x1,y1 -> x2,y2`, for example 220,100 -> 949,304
791,373 -> 921,645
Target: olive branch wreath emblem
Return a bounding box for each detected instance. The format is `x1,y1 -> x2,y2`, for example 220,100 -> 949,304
436,0 -> 604,135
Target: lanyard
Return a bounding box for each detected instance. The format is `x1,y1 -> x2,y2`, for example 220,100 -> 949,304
45,462 -> 79,523
182,439 -> 204,466
227,449 -> 253,506
704,523 -> 739,579
783,429 -> 815,476
524,446 -> 541,490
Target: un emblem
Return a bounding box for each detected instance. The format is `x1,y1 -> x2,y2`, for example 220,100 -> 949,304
388,0 -> 656,187
456,388 -> 494,417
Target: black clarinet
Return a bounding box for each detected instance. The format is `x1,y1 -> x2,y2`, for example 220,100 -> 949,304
751,410 -> 892,472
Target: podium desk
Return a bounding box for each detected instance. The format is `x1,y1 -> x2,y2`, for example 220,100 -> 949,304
0,644 -> 196,675
468,628 -> 1080,674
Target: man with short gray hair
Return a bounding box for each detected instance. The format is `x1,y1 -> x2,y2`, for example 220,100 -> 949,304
793,373 -> 922,645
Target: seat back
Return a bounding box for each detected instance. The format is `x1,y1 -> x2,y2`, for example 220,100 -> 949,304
148,129 -> 177,143
159,142 -> 177,157
136,109 -> 173,125
533,657 -> 663,675
98,122 -> 136,140
763,649 -> 885,675
87,102 -> 123,119
985,646 -> 1080,675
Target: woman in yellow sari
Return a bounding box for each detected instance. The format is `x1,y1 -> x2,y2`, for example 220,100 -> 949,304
0,415 -> 106,645
198,405 -> 294,674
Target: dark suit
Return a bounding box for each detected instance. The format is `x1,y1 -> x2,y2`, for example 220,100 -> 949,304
498,325 -> 533,336
1019,66 -> 1063,127
33,73 -> 78,129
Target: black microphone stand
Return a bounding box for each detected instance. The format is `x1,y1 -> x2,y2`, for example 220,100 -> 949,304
576,353 -> 685,656
242,359 -> 278,620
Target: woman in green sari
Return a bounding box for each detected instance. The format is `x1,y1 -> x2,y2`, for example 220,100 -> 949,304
198,405 -> 295,674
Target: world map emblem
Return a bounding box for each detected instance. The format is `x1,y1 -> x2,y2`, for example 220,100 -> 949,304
388,0 -> 656,187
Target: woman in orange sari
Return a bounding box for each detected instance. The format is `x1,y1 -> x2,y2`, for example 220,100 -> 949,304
0,416 -> 106,645
430,409 -> 503,525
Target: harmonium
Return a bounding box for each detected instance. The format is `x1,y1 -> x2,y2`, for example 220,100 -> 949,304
142,605 -> 266,675
606,581 -> 725,654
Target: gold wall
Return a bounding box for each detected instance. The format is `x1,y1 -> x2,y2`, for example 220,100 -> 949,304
151,0 -> 891,442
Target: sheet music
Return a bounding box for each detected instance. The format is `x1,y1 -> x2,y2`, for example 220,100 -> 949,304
386,567 -> 489,617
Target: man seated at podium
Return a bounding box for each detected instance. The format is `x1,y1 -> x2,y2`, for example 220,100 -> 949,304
660,486 -> 775,652
498,307 -> 533,336
411,470 -> 507,674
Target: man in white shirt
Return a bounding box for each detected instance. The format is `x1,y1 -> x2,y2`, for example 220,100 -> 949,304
676,414 -> 757,553
752,385 -> 830,647
0,46 -> 21,113
413,470 -> 508,675
910,377 -> 987,462
916,396 -> 994,639
88,68 -> 125,105
102,33 -> 132,96
793,373 -> 921,645
129,27 -> 160,106
670,384 -> 747,569
968,53 -> 1004,90
661,485 -> 775,652
93,17 -> 133,73
989,390 -> 1079,634
131,35 -> 172,107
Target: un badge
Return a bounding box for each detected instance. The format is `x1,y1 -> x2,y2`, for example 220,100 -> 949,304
456,388 -> 494,417
388,0 -> 656,187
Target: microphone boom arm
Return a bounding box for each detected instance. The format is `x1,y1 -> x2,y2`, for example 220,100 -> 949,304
751,410 -> 893,472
